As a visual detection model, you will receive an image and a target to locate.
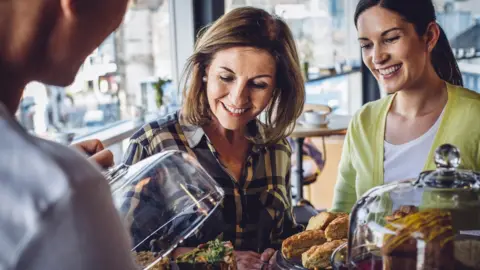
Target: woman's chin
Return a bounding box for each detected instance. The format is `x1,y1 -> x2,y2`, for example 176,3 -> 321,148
217,120 -> 244,131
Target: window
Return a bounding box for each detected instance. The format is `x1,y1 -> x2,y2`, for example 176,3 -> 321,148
18,0 -> 176,138
225,0 -> 363,114
436,0 -> 480,92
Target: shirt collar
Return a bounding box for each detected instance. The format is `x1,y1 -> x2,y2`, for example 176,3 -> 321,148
178,111 -> 268,150
178,111 -> 205,148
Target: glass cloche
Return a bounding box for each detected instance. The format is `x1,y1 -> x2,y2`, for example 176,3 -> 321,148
332,144 -> 480,270
106,150 -> 225,269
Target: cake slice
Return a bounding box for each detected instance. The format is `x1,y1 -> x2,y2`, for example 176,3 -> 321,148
325,215 -> 349,241
301,239 -> 346,269
382,210 -> 454,270
282,230 -> 327,259
306,212 -> 347,231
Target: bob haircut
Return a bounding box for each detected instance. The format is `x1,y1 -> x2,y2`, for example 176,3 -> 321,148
181,7 -> 305,145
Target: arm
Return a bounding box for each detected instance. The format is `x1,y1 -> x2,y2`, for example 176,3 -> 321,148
278,165 -> 304,238
269,144 -> 303,249
331,123 -> 357,213
123,140 -> 149,165
17,171 -> 138,270
71,139 -> 114,168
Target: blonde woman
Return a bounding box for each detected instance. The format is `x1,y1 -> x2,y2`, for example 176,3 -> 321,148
123,7 -> 305,270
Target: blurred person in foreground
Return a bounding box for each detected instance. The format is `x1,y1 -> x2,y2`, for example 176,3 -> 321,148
0,0 -> 137,269
123,7 -> 305,269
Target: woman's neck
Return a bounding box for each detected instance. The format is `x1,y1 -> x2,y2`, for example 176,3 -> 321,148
392,73 -> 447,119
203,118 -> 247,145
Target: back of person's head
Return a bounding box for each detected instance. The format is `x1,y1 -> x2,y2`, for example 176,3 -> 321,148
354,0 -> 463,86
182,7 -> 305,144
0,0 -> 128,87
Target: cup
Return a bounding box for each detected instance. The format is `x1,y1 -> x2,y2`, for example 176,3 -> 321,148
304,110 -> 329,125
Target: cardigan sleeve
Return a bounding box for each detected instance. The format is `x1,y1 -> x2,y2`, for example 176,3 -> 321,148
331,120 -> 357,213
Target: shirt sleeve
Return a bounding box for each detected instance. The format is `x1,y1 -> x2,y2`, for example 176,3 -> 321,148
331,121 -> 357,213
277,165 -> 304,240
16,170 -> 138,270
269,141 -> 303,249
124,140 -> 149,165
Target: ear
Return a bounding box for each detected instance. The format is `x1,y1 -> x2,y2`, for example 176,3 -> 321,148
205,65 -> 211,77
425,22 -> 441,53
60,0 -> 75,19
60,0 -> 93,20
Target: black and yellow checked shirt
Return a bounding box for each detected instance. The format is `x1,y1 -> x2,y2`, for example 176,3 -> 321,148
123,111 -> 302,251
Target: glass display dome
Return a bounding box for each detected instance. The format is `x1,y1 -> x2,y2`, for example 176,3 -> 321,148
106,150 -> 225,269
332,144 -> 480,270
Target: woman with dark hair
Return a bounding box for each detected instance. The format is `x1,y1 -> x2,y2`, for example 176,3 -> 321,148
332,0 -> 480,213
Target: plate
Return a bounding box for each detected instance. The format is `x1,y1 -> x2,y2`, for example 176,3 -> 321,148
275,252 -> 308,270
275,252 -> 335,270
298,119 -> 329,128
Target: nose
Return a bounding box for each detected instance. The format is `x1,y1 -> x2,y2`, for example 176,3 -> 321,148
228,80 -> 250,106
372,45 -> 389,65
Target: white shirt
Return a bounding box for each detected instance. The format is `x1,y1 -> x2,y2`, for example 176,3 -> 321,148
384,108 -> 444,209
0,104 -> 137,270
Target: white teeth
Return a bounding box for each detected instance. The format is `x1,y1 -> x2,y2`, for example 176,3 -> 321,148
224,104 -> 248,114
379,64 -> 401,75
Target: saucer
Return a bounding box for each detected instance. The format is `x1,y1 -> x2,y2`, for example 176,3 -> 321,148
298,119 -> 329,128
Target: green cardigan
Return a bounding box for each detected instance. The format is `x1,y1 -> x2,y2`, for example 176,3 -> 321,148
331,82 -> 480,213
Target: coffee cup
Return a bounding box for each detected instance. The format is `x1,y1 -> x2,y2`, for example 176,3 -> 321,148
304,110 -> 329,125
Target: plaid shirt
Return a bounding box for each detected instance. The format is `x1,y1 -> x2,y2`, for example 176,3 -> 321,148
123,111 -> 302,251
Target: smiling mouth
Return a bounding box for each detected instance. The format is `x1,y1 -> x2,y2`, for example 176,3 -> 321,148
222,102 -> 250,115
377,64 -> 402,77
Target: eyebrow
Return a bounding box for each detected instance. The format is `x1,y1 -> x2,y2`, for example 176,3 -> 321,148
219,66 -> 272,79
358,27 -> 403,41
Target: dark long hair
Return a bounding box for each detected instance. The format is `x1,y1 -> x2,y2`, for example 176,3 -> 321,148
354,0 -> 463,87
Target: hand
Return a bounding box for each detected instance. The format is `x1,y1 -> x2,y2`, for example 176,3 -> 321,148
235,250 -> 263,270
71,139 -> 114,168
260,249 -> 277,269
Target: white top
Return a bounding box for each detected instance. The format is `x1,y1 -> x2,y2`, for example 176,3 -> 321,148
0,104 -> 137,270
384,108 -> 444,209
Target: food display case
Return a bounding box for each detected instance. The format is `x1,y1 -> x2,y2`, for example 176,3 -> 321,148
106,150 -> 225,269
331,144 -> 480,270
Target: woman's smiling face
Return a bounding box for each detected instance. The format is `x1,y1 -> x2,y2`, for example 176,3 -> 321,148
357,5 -> 432,94
205,46 -> 276,131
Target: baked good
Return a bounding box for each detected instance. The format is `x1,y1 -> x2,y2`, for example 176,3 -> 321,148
382,210 -> 454,270
282,230 -> 327,259
455,238 -> 480,269
385,205 -> 419,222
301,239 -> 346,269
175,240 -> 237,270
133,251 -> 170,270
325,215 -> 349,241
306,212 -> 347,231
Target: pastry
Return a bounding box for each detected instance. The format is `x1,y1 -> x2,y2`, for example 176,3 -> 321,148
306,212 -> 347,231
385,205 -> 418,222
382,210 -> 454,270
325,215 -> 349,241
282,230 -> 327,259
301,239 -> 346,269
133,251 -> 170,270
455,238 -> 480,269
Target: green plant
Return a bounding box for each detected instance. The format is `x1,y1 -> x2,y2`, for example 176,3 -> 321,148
153,77 -> 171,108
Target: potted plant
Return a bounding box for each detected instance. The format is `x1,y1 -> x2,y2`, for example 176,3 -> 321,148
153,77 -> 171,109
